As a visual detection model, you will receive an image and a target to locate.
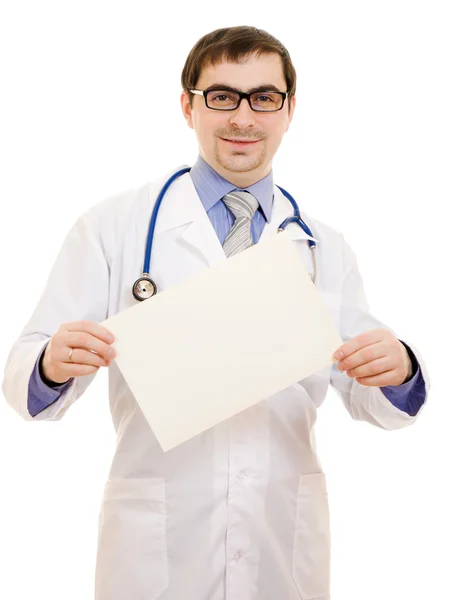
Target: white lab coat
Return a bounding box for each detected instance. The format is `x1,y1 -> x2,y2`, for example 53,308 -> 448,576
3,167 -> 429,600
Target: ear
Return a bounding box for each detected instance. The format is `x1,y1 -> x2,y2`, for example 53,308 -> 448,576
285,94 -> 296,132
180,91 -> 194,129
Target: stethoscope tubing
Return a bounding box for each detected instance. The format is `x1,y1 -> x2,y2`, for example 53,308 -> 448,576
143,168 -> 315,276
136,167 -> 317,301
142,167 -> 191,276
276,185 -> 316,249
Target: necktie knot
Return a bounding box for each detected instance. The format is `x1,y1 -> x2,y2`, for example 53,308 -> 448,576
222,190 -> 259,221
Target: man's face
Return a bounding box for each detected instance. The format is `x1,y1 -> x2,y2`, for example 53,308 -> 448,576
181,52 -> 296,186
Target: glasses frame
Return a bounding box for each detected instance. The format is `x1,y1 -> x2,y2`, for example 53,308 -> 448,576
189,88 -> 290,112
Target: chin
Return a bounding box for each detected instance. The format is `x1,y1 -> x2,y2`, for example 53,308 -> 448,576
217,152 -> 267,174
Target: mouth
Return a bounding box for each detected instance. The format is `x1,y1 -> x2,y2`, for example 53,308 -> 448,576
220,137 -> 262,146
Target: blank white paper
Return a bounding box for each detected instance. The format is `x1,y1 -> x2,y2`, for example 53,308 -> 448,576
102,233 -> 342,451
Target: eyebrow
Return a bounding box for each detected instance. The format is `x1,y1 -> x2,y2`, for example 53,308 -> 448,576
204,84 -> 284,93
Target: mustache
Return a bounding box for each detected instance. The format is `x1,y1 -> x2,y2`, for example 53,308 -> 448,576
216,129 -> 267,141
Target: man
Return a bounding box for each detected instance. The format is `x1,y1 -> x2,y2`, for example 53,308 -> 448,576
2,26 -> 428,600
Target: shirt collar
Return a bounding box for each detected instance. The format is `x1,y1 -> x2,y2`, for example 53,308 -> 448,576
190,155 -> 274,222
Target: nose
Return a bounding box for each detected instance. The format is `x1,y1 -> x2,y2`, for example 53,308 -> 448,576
228,98 -> 257,129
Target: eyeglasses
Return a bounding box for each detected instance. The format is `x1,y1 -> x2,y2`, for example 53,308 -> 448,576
190,88 -> 289,112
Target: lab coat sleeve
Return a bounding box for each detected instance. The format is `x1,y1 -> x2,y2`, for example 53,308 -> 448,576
329,238 -> 430,430
2,211 -> 109,422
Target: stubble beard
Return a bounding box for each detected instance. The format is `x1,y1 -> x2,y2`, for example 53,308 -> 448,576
214,142 -> 267,173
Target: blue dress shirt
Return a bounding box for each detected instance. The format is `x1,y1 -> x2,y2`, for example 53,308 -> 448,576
28,155 -> 425,417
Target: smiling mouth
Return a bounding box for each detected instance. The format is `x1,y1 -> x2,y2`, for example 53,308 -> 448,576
221,138 -> 261,144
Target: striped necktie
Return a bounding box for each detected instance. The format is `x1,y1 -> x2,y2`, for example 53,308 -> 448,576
221,190 -> 259,257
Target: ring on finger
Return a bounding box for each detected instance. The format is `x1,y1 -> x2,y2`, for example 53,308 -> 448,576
68,348 -> 74,361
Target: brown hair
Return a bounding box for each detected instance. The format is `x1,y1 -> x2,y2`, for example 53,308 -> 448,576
181,26 -> 296,107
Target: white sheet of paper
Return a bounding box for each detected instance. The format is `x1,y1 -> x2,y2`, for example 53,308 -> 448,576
102,233 -> 342,451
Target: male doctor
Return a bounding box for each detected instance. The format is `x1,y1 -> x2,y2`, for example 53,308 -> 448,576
3,25 -> 428,600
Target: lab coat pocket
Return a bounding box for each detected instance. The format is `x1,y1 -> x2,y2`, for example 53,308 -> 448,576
95,477 -> 168,600
293,473 -> 331,600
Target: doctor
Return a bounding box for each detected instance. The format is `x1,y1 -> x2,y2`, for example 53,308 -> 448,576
3,25 -> 428,600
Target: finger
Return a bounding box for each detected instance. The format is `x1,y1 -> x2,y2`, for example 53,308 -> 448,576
346,356 -> 392,378
61,364 -> 102,378
64,348 -> 110,368
337,343 -> 389,371
355,370 -> 400,387
333,329 -> 385,361
64,331 -> 116,362
64,321 -> 114,344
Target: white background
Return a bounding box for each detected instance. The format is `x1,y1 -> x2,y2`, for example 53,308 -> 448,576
0,1 -> 449,598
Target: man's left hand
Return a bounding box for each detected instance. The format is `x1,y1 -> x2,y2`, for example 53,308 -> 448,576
333,328 -> 413,387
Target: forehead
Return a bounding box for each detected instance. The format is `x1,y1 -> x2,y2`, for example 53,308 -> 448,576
196,52 -> 286,90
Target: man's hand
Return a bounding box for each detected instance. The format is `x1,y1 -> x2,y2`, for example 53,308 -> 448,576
42,320 -> 116,384
333,328 -> 413,387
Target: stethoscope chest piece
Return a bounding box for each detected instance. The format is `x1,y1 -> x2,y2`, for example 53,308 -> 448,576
132,275 -> 157,302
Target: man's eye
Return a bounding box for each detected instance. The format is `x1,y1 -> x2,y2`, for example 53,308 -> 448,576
213,94 -> 233,102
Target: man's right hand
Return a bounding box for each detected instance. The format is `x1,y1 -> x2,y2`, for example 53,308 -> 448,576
42,321 -> 116,384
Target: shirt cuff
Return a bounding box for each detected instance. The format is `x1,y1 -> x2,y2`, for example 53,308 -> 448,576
28,344 -> 73,417
380,342 -> 426,416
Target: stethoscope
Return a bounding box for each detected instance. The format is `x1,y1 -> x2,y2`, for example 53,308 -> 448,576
132,167 -> 317,301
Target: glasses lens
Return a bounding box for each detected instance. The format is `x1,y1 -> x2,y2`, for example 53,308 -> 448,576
250,92 -> 283,111
206,90 -> 240,110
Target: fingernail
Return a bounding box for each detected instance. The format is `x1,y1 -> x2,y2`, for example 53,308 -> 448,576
335,351 -> 344,360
